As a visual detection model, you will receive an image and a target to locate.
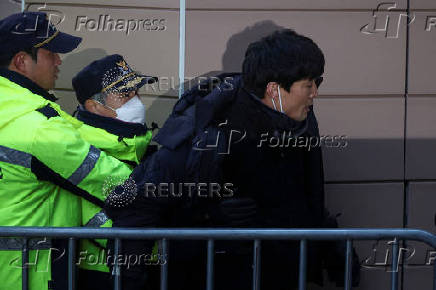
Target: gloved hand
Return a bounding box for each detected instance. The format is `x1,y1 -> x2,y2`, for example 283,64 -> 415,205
211,197 -> 257,227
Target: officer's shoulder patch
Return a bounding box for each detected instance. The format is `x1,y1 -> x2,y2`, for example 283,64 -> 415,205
36,105 -> 59,119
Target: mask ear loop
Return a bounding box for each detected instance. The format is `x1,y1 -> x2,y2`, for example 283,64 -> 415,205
277,85 -> 284,113
92,93 -> 117,112
271,97 -> 278,111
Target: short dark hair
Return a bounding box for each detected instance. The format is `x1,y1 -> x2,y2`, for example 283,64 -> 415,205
0,46 -> 38,68
242,29 -> 325,98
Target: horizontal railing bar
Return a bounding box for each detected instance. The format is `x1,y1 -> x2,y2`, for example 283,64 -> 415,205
0,228 -> 435,247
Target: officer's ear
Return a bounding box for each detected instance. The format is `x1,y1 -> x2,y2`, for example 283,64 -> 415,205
9,51 -> 31,74
84,99 -> 117,118
84,99 -> 99,114
127,90 -> 137,98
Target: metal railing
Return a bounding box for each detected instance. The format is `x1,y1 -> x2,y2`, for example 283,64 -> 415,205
1,227 -> 436,290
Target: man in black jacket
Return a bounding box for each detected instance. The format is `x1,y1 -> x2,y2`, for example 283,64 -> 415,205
106,29 -> 357,290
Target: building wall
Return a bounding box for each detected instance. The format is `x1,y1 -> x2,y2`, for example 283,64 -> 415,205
1,0 -> 436,289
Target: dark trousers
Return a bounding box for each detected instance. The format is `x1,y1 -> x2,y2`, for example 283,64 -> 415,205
78,269 -> 113,290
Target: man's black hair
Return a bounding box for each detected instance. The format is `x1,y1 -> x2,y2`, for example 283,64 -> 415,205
0,46 -> 38,68
242,29 -> 325,98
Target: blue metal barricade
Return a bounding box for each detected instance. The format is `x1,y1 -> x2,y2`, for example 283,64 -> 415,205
1,227 -> 436,290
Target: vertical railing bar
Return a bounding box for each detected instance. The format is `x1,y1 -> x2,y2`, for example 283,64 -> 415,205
344,240 -> 353,290
433,252 -> 436,290
160,238 -> 168,290
178,0 -> 186,98
68,238 -> 76,290
206,239 -> 214,290
21,238 -> 28,290
113,238 -> 122,290
252,239 -> 261,290
391,239 -> 399,290
298,240 -> 307,290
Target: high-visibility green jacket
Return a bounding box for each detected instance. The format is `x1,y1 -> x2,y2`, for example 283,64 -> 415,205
0,69 -> 133,290
74,108 -> 152,273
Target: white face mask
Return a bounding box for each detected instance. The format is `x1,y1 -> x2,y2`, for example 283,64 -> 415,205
115,95 -> 146,124
271,85 -> 284,113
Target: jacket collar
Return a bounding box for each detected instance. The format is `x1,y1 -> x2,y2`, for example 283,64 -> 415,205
154,74 -> 240,149
154,73 -> 308,151
241,87 -> 308,137
76,106 -> 148,138
0,68 -> 58,102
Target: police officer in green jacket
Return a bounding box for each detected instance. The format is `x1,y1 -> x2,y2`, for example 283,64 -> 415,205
0,12 -> 134,290
71,55 -> 156,290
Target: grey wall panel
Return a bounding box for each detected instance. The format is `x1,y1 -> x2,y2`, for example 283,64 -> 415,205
186,0 -> 407,10
0,0 -> 21,19
185,11 -> 406,95
315,97 -> 404,181
409,11 -> 436,94
140,95 -> 177,128
406,98 -> 436,180
52,90 -> 78,114
403,267 -> 434,290
25,0 -> 179,9
325,183 -> 404,227
28,4 -> 180,97
408,182 -> 436,232
405,182 -> 436,268
411,0 -> 436,9
24,0 -> 407,10
322,183 -> 404,290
